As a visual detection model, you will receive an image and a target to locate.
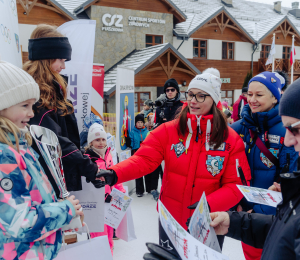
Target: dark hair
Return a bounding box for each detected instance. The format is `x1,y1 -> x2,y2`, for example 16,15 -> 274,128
176,104 -> 229,149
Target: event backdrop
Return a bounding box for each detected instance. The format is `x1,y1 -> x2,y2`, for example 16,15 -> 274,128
58,20 -> 96,133
91,63 -> 105,119
0,0 -> 22,67
115,66 -> 135,153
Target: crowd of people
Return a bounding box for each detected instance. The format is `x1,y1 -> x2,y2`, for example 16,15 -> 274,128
1,22 -> 300,260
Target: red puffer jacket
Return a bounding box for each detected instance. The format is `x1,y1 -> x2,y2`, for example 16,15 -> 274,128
111,109 -> 251,229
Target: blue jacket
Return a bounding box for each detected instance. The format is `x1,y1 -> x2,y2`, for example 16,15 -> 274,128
231,104 -> 298,215
129,127 -> 149,150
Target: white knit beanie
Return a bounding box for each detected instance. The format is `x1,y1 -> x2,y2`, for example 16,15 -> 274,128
88,123 -> 107,145
188,68 -> 222,108
0,60 -> 40,110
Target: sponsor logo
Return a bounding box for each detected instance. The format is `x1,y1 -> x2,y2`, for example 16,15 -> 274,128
102,14 -> 123,32
268,134 -> 280,144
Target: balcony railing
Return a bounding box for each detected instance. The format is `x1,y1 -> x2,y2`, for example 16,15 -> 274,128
258,58 -> 300,74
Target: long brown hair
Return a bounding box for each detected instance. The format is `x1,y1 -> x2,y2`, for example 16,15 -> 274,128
23,24 -> 73,116
177,103 -> 229,149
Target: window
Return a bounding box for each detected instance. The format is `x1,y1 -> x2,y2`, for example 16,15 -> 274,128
193,40 -> 207,59
221,90 -> 233,106
145,35 -> 163,47
135,92 -> 151,112
283,46 -> 291,59
222,42 -> 234,60
261,45 -> 271,59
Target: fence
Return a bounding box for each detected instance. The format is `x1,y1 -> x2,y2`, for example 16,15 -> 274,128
103,112 -> 141,136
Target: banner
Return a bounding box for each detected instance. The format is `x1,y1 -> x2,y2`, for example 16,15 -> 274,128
0,0 -> 22,67
115,66 -> 135,154
91,64 -> 105,119
58,20 -> 96,133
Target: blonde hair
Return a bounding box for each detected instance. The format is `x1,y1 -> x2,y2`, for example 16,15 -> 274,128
0,117 -> 32,152
23,24 -> 73,116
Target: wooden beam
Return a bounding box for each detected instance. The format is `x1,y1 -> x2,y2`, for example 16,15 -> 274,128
17,0 -> 28,13
139,67 -> 164,74
158,58 -> 169,78
174,67 -> 196,76
170,59 -> 179,77
167,51 -> 170,78
27,0 -> 38,15
34,3 -> 63,14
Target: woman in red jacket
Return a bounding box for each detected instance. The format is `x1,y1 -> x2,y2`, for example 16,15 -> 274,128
98,68 -> 251,254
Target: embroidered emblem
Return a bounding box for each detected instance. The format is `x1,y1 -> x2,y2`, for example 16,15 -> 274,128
209,142 -> 226,151
260,148 -> 279,168
271,77 -> 277,83
0,178 -> 13,191
171,140 -> 186,158
206,155 -> 225,177
95,132 -> 100,136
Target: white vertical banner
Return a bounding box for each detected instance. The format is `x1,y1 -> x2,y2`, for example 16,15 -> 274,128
0,0 -> 22,67
115,66 -> 135,155
58,20 -> 96,133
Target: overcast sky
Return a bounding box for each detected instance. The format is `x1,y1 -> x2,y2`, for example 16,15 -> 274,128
248,0 -> 294,8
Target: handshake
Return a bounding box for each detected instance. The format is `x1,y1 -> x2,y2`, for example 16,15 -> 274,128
88,169 -> 118,188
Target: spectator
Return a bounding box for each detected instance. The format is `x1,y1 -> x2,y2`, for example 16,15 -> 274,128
97,69 -> 251,256
142,99 -> 154,118
232,87 -> 248,122
231,71 -> 298,260
23,24 -> 103,196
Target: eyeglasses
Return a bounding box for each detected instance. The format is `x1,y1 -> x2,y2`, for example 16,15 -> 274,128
285,120 -> 300,136
185,91 -> 210,103
166,88 -> 176,93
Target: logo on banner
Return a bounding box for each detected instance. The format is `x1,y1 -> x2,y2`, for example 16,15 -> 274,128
206,155 -> 225,176
9,0 -> 17,16
1,24 -> 11,44
102,14 -> 123,32
260,148 -> 279,168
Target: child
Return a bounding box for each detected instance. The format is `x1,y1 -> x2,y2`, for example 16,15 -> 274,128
143,99 -> 153,118
0,60 -> 83,259
129,114 -> 149,197
84,123 -> 125,256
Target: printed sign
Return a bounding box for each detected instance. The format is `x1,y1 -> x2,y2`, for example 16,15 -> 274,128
237,185 -> 282,207
104,188 -> 133,229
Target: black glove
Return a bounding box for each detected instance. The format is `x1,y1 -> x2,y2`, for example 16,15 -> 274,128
105,193 -> 112,203
186,202 -> 198,229
91,179 -> 106,189
143,243 -> 181,260
96,169 -> 118,186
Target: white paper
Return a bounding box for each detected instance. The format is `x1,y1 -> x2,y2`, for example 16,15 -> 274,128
107,135 -> 118,165
119,149 -> 131,162
237,185 -> 282,207
104,188 -> 133,229
159,200 -> 229,260
189,192 -> 221,252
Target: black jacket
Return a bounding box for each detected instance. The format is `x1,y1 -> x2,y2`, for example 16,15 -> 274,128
155,99 -> 183,125
29,81 -> 98,197
227,171 -> 300,260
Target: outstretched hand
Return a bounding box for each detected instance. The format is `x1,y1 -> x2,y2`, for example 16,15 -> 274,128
210,212 -> 230,235
268,182 -> 281,192
95,169 -> 118,186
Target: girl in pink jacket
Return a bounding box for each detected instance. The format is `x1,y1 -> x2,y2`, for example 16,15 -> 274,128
84,123 -> 125,255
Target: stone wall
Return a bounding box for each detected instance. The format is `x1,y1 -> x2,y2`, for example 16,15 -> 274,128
90,6 -> 173,71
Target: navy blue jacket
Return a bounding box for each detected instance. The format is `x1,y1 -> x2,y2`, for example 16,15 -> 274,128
231,104 -> 298,215
129,126 -> 149,150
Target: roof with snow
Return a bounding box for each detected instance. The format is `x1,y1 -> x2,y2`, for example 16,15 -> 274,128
172,0 -> 300,42
104,43 -> 201,95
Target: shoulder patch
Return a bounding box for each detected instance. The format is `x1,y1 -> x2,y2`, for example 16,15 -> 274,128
268,135 -> 280,144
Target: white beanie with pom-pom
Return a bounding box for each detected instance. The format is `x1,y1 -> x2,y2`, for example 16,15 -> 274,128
188,67 -> 222,108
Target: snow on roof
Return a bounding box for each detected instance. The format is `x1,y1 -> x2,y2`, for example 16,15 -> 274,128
173,0 -> 300,42
104,43 -> 200,95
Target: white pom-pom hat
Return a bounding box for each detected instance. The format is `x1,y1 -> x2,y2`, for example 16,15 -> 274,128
88,123 -> 107,145
188,68 -> 222,109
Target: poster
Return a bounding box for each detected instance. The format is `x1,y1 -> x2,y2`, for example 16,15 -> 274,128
115,66 -> 135,153
58,20 -> 96,133
119,149 -> 131,162
91,64 -> 105,119
107,135 -> 118,165
104,188 -> 133,229
0,0 -> 22,67
237,185 -> 282,207
159,200 -> 229,260
189,192 -> 221,252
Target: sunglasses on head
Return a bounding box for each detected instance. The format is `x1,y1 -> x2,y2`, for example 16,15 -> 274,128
285,120 -> 300,136
166,88 -> 176,93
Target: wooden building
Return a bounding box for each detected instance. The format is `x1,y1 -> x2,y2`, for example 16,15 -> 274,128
17,0 -> 300,112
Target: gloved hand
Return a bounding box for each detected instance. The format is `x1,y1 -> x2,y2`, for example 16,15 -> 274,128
96,169 -> 118,186
186,202 -> 198,228
143,243 -> 181,260
91,179 -> 106,189
105,193 -> 112,203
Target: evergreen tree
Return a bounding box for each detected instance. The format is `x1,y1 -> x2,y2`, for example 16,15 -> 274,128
242,70 -> 252,89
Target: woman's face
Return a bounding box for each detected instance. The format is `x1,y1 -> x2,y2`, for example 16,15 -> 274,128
247,82 -> 277,113
187,88 -> 214,116
0,99 -> 36,129
51,59 -> 66,73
